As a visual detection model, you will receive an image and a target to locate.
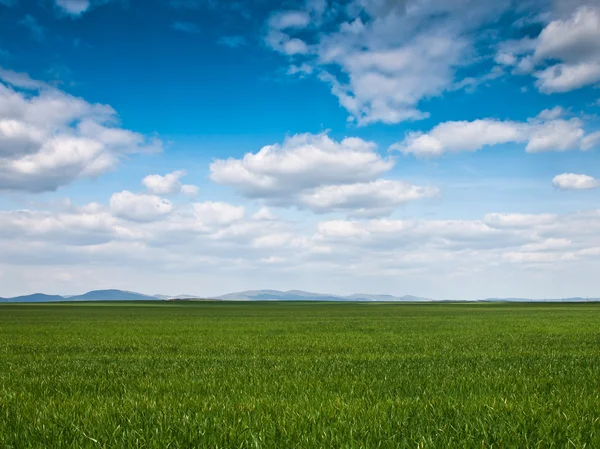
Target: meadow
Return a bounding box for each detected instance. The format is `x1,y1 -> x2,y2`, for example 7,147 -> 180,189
1,301 -> 599,448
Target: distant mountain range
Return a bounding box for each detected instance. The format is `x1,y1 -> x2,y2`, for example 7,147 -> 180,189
212,290 -> 431,302
0,289 -> 598,303
0,290 -> 158,303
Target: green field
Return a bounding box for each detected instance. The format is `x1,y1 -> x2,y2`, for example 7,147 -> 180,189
1,302 -> 599,448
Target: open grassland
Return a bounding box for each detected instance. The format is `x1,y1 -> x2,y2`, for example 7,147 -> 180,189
1,301 -> 600,448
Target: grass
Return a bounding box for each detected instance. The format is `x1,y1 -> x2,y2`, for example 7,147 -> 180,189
1,301 -> 599,448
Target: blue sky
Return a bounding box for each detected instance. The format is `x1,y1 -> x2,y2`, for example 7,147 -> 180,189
1,0 -> 600,299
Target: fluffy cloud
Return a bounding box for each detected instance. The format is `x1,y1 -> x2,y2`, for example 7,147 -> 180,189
392,110 -> 598,157
210,132 -> 392,195
110,191 -> 173,222
210,132 -> 435,215
55,0 -> 90,15
502,5 -> 600,93
180,184 -> 200,197
582,131 -> 600,151
299,180 -> 439,216
252,207 -> 276,221
142,170 -> 198,196
315,210 -> 600,264
265,0 -> 510,124
268,10 -> 311,30
192,201 -> 245,226
3,194 -> 600,299
265,10 -> 312,56
265,1 -> 600,120
535,62 -> 600,93
553,173 -> 600,190
0,69 -> 161,192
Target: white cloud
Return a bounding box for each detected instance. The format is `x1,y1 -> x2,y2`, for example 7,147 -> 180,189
525,118 -> 585,153
282,38 -> 310,55
553,173 -> 600,190
268,11 -> 311,30
192,201 -> 245,226
537,106 -> 565,120
393,119 -> 526,157
299,180 -> 439,216
265,10 -> 312,56
314,210 -> 600,267
318,31 -> 468,124
181,184 -> 200,197
535,62 -> 600,93
110,191 -> 173,222
210,132 -> 433,216
534,6 -> 600,64
582,131 -> 600,151
265,0 -> 511,124
55,0 -> 90,15
0,70 -> 161,192
3,194 -> 600,299
495,38 -> 537,68
253,207 -> 277,221
142,170 -> 189,195
392,111 -> 597,157
483,213 -> 558,229
210,132 -> 392,198
531,5 -> 600,93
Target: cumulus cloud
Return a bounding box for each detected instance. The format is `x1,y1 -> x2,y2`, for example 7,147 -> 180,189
192,201 -> 245,226
3,194 -> 600,298
582,131 -> 600,151
55,0 -> 90,15
392,109 -> 598,157
0,69 -> 161,192
482,213 -> 559,229
181,184 -> 200,197
210,132 -> 392,196
252,207 -> 277,221
263,1 -> 600,120
110,191 -> 173,222
265,10 -> 312,56
210,132 -> 435,215
142,170 -> 198,196
314,210 -> 600,265
264,0 -> 511,124
268,10 -> 311,30
505,5 -> 600,93
535,62 -> 600,93
299,180 -> 439,216
553,173 -> 600,190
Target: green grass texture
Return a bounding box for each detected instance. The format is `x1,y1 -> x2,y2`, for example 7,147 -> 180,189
1,301 -> 599,448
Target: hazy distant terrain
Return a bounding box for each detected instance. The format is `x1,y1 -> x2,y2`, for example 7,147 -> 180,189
0,290 -> 158,303
211,289 -> 431,302
1,289 -> 598,303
